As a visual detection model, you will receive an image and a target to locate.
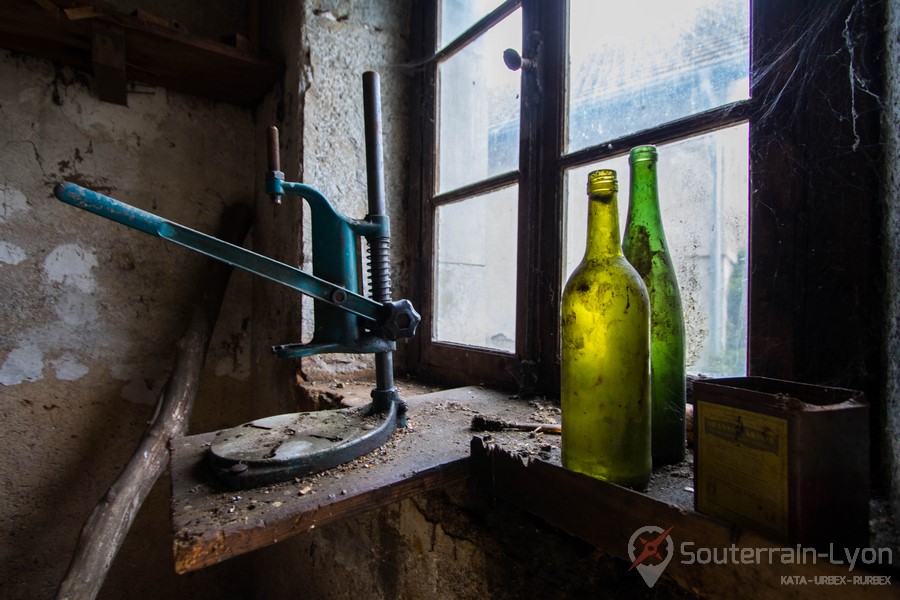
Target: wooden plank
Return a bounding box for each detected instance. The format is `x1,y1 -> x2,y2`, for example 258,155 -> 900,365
91,20 -> 126,105
470,439 -> 898,598
31,0 -> 62,14
169,386 -> 547,573
0,1 -> 92,70
105,8 -> 280,105
65,6 -> 99,20
0,0 -> 281,106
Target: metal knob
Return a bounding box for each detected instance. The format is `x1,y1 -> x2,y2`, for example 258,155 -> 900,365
503,48 -> 534,72
380,299 -> 421,341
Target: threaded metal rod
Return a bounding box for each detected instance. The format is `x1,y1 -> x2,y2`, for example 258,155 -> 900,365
363,71 -> 396,397
367,236 -> 391,302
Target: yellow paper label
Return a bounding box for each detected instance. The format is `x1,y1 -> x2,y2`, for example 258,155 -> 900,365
697,401 -> 789,538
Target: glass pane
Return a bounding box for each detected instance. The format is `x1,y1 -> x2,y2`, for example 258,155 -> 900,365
564,124 -> 749,376
567,0 -> 750,152
435,186 -> 518,351
440,0 -> 508,49
438,9 -> 521,194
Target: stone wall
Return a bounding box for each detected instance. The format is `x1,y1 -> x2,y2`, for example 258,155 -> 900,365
251,481 -> 698,600
292,0 -> 414,381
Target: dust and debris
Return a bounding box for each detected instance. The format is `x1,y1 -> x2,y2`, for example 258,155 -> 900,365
479,430 -> 562,464
297,377 -> 440,411
646,451 -> 695,508
174,413 -> 424,532
174,382 -> 516,536
172,385 -> 704,548
527,398 -> 562,424
473,398 -> 563,463
869,497 -> 900,555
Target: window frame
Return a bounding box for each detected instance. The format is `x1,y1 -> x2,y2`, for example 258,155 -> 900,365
405,0 -> 885,433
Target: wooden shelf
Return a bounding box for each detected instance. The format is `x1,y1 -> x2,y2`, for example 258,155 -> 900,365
0,0 -> 282,106
170,385 -> 897,596
169,386 -> 529,574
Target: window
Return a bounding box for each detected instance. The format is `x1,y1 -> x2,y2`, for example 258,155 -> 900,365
410,0 -> 751,388
407,0 -> 884,406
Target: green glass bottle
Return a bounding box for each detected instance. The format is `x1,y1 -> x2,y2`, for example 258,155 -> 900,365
561,169 -> 651,490
623,145 -> 686,466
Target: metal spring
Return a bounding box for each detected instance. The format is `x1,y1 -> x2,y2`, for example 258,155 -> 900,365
367,236 -> 392,303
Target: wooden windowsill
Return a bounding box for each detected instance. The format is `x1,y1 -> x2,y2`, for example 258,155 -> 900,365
170,385 -> 897,597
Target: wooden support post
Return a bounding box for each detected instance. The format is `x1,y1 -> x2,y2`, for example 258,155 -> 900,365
55,203 -> 254,600
91,20 -> 127,105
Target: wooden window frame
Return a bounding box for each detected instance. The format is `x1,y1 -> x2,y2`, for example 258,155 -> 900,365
405,0 -> 885,477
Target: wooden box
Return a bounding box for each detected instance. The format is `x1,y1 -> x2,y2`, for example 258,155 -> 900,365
693,377 -> 868,549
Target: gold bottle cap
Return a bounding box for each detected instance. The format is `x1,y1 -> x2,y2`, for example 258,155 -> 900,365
629,145 -> 658,164
587,169 -> 617,195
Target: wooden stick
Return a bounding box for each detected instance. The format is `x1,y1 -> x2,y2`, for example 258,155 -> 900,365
56,203 -> 253,600
471,414 -> 562,435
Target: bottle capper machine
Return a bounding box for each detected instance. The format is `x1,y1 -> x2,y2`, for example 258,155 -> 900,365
53,72 -> 420,490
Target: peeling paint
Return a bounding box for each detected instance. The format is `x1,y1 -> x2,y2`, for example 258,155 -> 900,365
1,44 -> 258,600
43,243 -> 97,293
0,343 -> 44,385
0,183 -> 28,223
119,376 -> 166,405
0,241 -> 26,265
51,353 -> 89,381
112,362 -> 170,405
214,355 -> 250,380
51,288 -> 99,326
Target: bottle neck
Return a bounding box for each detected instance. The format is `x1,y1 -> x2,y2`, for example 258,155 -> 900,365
585,190 -> 623,259
628,159 -> 663,229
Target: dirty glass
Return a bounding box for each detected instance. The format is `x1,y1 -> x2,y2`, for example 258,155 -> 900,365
564,124 -> 749,376
566,0 -> 750,152
437,8 -> 521,194
434,186 -> 518,352
439,0 -> 508,49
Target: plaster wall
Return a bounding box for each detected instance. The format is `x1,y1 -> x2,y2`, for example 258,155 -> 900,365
0,51 -> 257,599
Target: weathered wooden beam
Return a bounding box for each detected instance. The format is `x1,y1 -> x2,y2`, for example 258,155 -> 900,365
91,20 -> 126,105
0,0 -> 282,106
470,439 -> 897,599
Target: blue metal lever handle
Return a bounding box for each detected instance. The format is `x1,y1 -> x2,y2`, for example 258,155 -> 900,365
53,181 -> 386,324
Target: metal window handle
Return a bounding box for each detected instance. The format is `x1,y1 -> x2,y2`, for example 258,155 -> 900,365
503,48 -> 534,72
503,31 -> 541,73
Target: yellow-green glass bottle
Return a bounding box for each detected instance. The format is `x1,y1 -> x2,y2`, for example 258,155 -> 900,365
623,145 -> 686,466
560,169 -> 651,490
